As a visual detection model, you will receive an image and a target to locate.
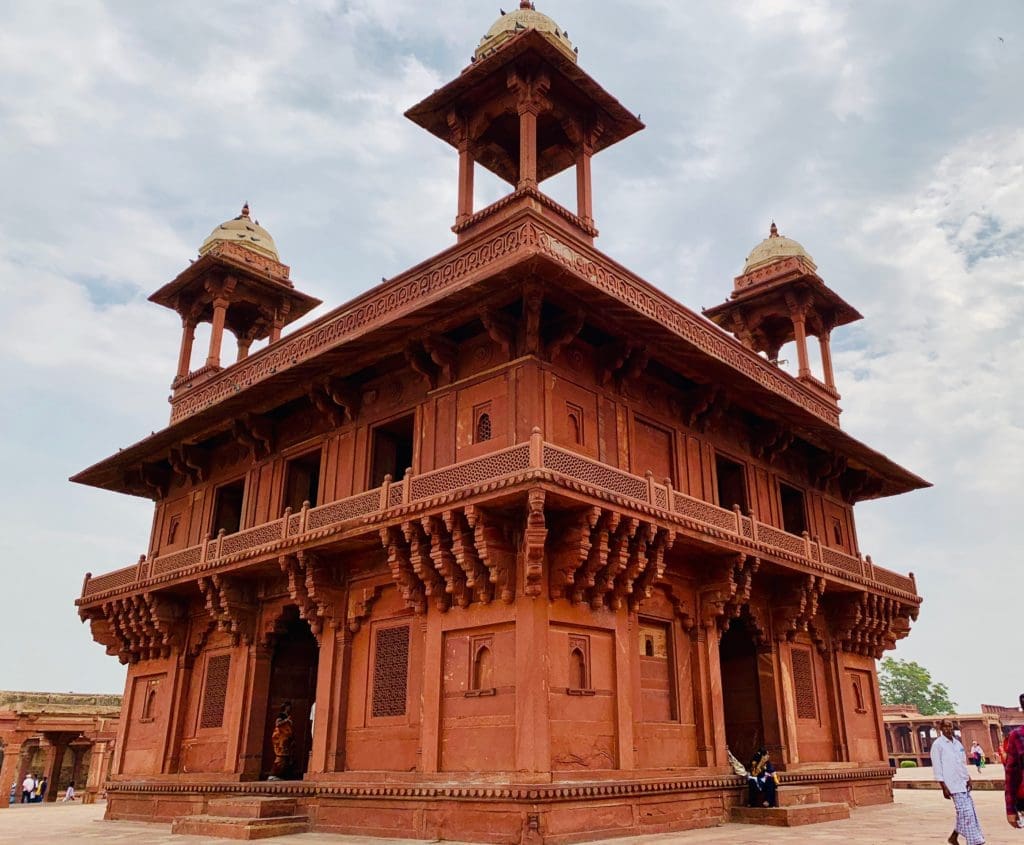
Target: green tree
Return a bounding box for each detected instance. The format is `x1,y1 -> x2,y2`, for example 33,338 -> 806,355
878,658 -> 957,715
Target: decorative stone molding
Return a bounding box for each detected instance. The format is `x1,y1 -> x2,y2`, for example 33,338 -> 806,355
772,575 -> 827,643
346,583 -> 388,633
197,574 -> 256,646
104,765 -> 893,803
82,593 -> 185,664
278,551 -> 338,638
831,591 -> 916,658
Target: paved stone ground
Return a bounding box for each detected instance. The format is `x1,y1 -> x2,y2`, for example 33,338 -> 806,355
0,790 -> 1019,844
895,763 -> 1007,790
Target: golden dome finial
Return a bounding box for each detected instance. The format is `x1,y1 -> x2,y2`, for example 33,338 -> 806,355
769,220 -> 778,237
519,0 -> 532,8
240,202 -> 250,219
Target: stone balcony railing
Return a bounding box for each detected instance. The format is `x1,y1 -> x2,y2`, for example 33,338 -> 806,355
79,432 -> 917,604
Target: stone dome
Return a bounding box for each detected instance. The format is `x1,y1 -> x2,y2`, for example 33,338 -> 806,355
475,1 -> 576,62
198,203 -> 280,262
742,222 -> 816,274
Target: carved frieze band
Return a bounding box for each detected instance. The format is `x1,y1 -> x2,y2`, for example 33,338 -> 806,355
170,216 -> 839,428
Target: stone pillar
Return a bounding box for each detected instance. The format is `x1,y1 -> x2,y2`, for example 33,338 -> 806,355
308,621 -> 351,775
613,610 -> 635,771
791,313 -> 811,379
223,640 -> 254,776
418,613 -> 443,774
756,645 -> 789,764
176,316 -> 197,379
575,146 -> 593,227
236,335 -> 254,362
514,586 -> 551,776
238,643 -> 273,779
39,736 -> 67,802
160,650 -> 190,775
827,649 -> 851,761
83,740 -> 111,804
69,746 -> 83,791
818,330 -> 836,390
269,316 -> 284,344
456,142 -> 475,225
693,622 -> 727,767
205,296 -> 230,368
518,105 -> 538,190
0,738 -> 24,810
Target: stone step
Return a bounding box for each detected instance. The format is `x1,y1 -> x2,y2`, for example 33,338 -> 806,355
777,784 -> 822,806
205,796 -> 298,819
171,813 -> 310,840
730,801 -> 851,827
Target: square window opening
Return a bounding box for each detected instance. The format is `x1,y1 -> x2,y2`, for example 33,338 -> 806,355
779,482 -> 807,535
370,415 -> 415,488
212,479 -> 245,536
715,454 -> 748,513
283,450 -> 321,514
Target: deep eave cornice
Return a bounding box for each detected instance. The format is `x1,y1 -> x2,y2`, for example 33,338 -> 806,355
71,205 -> 928,497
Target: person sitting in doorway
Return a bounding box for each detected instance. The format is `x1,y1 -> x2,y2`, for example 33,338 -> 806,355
747,748 -> 779,808
61,781 -> 76,802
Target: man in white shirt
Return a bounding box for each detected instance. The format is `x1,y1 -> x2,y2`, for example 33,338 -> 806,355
20,773 -> 34,804
932,719 -> 986,845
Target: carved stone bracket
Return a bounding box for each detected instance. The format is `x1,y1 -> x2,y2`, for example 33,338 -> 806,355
347,583 -> 388,633
599,341 -> 649,392
548,507 -> 674,610
699,554 -> 760,636
544,307 -> 584,362
839,468 -> 883,503
81,593 -> 185,664
772,575 -> 826,643
309,376 -> 359,428
683,383 -> 729,433
232,412 -> 273,461
750,419 -> 794,464
197,574 -> 256,646
479,306 -> 517,359
278,551 -> 338,637
523,489 -> 547,597
810,451 -> 847,492
830,592 -> 916,658
168,443 -> 209,485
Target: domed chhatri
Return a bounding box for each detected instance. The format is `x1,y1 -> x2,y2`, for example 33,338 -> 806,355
475,0 -> 576,62
199,202 -> 280,262
742,221 -> 816,274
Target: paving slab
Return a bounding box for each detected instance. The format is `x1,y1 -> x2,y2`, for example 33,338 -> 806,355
0,790 -> 1020,844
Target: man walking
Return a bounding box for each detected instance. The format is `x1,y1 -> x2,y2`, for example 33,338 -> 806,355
19,773 -> 34,804
1005,692 -> 1024,829
933,719 -> 985,845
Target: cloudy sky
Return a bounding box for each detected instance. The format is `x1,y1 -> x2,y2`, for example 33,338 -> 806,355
0,0 -> 1021,714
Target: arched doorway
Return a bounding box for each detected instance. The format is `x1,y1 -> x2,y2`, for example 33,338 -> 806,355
720,613 -> 762,766
261,607 -> 319,780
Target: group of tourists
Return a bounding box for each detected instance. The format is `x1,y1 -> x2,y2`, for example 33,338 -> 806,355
932,691 -> 1024,845
7,774 -> 76,805
15,774 -> 47,803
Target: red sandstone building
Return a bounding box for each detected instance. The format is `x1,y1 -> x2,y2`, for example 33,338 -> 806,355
0,691 -> 120,806
73,4 -> 929,841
